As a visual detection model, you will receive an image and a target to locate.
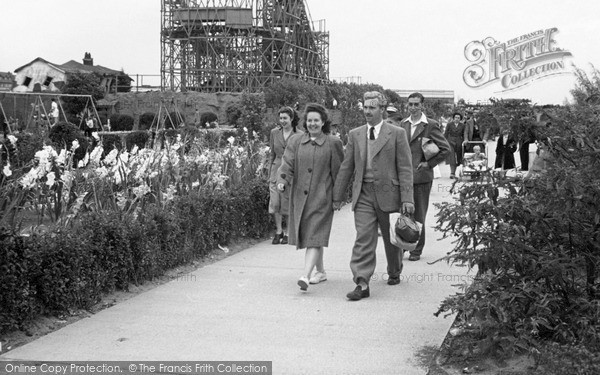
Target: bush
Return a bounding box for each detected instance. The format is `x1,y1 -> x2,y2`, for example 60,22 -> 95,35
199,112 -> 218,128
139,112 -> 156,131
0,228 -> 40,332
237,92 -> 266,140
0,177 -> 271,334
109,114 -> 134,132
101,133 -> 123,153
225,103 -> 243,125
13,132 -> 45,167
164,111 -> 183,129
48,122 -> 89,163
434,103 -> 600,359
124,131 -> 150,151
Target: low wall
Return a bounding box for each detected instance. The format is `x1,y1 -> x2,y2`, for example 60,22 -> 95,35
105,91 -> 243,126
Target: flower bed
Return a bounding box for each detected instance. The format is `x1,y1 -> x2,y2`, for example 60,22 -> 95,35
0,128 -> 272,334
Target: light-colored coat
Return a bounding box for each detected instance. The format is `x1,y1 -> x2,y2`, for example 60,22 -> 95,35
333,121 -> 414,211
400,117 -> 450,184
277,132 -> 344,249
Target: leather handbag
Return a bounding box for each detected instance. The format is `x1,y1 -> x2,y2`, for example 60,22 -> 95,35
421,137 -> 440,161
389,212 -> 422,250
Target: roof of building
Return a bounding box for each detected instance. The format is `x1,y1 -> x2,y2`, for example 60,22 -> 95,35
0,71 -> 14,80
13,56 -> 132,80
14,57 -> 66,74
60,60 -> 123,76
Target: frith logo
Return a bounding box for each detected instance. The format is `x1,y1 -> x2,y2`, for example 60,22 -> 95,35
463,27 -> 573,92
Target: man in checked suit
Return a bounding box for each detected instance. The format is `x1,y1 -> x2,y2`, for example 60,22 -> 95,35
399,92 -> 450,261
333,91 -> 415,301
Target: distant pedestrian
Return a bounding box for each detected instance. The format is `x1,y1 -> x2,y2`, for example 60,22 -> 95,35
495,128 -> 517,170
444,112 -> 466,179
50,99 -> 59,125
268,106 -> 299,245
277,103 -> 344,291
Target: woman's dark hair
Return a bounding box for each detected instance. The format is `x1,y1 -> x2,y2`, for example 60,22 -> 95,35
452,112 -> 463,120
277,106 -> 299,132
302,103 -> 331,134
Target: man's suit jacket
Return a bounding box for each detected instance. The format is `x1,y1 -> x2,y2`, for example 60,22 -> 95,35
333,121 -> 414,212
464,117 -> 489,142
400,117 -> 450,184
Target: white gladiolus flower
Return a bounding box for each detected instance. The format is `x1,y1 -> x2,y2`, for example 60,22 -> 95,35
56,149 -> 68,166
46,171 -> 56,187
7,135 -> 17,146
243,127 -> 248,133
95,166 -> 108,179
71,140 -> 80,151
227,136 -> 235,146
92,132 -> 100,140
104,149 -> 119,166
90,145 -> 103,165
132,183 -> 151,198
2,164 -> 12,177
62,171 -> 74,190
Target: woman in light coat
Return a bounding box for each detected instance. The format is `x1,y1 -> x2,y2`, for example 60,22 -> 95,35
277,103 -> 344,291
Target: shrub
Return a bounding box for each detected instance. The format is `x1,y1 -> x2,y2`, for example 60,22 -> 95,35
13,132 -> 45,167
434,103 -> 600,359
0,228 -> 40,332
139,112 -> 156,131
264,78 -> 326,109
109,114 -> 134,132
48,121 -> 89,162
164,111 -> 183,129
101,133 -> 123,153
199,112 -> 218,128
225,103 -> 243,125
124,131 -> 150,151
237,92 -> 266,140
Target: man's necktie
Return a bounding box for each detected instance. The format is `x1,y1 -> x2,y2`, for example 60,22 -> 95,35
369,126 -> 375,140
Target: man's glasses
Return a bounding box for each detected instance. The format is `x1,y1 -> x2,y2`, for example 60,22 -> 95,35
407,103 -> 421,107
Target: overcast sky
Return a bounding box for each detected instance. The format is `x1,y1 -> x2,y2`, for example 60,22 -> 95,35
1,0 -> 599,105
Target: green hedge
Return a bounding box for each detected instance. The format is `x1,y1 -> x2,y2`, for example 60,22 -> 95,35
0,179 -> 270,333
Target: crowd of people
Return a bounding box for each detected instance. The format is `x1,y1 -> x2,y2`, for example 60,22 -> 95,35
268,91 -> 538,300
269,91 -> 454,300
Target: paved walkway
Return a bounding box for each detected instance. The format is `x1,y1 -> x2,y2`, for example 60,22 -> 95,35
1,169 -> 473,375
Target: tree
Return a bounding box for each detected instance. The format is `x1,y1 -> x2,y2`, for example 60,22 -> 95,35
61,73 -> 105,124
570,64 -> 600,105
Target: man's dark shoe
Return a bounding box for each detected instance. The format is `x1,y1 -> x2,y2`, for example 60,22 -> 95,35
387,276 -> 400,285
280,235 -> 288,245
271,233 -> 282,245
408,254 -> 420,261
346,286 -> 370,301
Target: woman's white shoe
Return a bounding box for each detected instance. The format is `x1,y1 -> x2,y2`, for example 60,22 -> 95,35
309,272 -> 327,284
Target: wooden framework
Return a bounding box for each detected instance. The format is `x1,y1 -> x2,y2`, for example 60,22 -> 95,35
0,92 -> 103,133
161,0 -> 329,92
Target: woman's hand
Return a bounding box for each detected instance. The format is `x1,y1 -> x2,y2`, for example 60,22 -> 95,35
277,183 -> 285,192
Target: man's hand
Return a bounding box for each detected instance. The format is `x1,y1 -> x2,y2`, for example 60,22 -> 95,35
416,161 -> 430,171
333,201 -> 342,211
402,202 -> 415,215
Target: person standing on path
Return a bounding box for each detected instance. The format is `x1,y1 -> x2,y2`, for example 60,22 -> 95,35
277,103 -> 344,291
268,106 -> 299,245
333,91 -> 414,301
399,92 -> 450,262
444,112 -> 466,179
494,127 -> 518,170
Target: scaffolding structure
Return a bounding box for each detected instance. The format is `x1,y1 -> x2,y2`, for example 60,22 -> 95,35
161,0 -> 329,92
